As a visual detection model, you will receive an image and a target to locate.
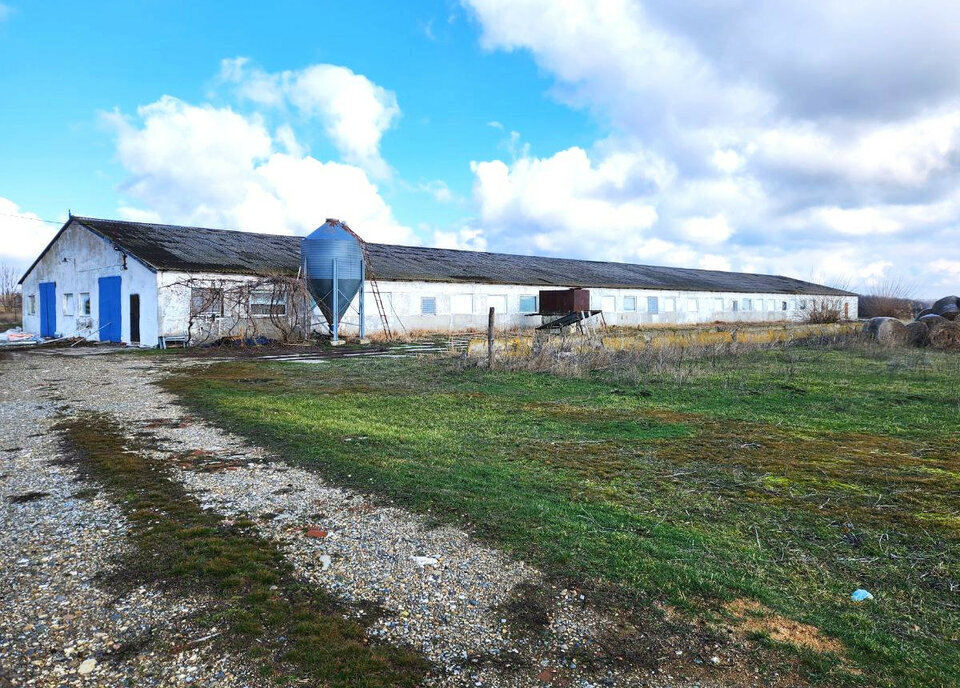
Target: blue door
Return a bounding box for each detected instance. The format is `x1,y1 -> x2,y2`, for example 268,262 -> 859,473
98,276 -> 122,342
39,282 -> 56,338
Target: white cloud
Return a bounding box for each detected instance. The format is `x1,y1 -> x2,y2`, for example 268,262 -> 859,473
105,95 -> 417,245
220,58 -> 400,178
0,198 -> 59,269
431,226 -> 487,251
470,146 -> 661,257
463,0 -> 960,294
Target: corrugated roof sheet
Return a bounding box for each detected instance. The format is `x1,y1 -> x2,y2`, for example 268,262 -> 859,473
71,216 -> 851,296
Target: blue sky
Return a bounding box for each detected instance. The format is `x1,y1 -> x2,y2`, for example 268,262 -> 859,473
3,1 -> 960,296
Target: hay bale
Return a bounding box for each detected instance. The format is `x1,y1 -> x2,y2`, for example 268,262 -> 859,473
905,321 -> 929,346
932,295 -> 960,320
928,321 -> 960,350
917,307 -> 934,318
864,317 -> 908,345
918,313 -> 948,329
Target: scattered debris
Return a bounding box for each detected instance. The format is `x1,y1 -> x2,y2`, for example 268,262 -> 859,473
851,589 -> 874,602
77,657 -> 98,675
410,555 -> 439,568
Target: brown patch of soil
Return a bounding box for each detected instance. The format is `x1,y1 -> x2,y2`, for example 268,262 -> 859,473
726,599 -> 844,656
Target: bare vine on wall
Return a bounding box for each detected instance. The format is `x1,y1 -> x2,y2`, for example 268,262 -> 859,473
167,273 -> 313,345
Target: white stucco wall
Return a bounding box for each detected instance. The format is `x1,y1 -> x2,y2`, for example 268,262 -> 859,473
331,280 -> 859,335
20,222 -> 158,345
147,271 -> 860,345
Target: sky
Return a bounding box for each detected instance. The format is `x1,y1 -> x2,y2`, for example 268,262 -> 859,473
2,0 -> 959,297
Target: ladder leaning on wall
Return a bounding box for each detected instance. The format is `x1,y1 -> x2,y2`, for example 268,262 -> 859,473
338,221 -> 393,339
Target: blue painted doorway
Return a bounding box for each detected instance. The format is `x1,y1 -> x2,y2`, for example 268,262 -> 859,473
98,276 -> 122,342
39,282 -> 56,337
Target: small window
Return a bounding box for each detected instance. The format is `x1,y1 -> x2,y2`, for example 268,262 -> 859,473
421,296 -> 437,315
781,301 -> 788,311
765,299 -> 776,312
714,298 -> 724,312
663,298 -> 676,312
742,298 -> 753,311
519,295 -> 538,313
732,300 -> 739,312
191,287 -> 224,316
488,295 -> 507,313
686,298 -> 698,312
27,294 -> 36,315
799,300 -> 807,310
62,293 -> 75,316
623,296 -> 636,312
249,290 -> 286,317
602,295 -> 616,312
79,293 -> 91,316
647,296 -> 659,314
451,294 -> 473,314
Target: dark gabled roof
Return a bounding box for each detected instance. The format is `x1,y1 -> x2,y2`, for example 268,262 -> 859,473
32,216 -> 849,296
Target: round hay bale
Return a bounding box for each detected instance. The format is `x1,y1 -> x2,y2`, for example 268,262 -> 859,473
918,313 -> 948,329
864,317 -> 908,345
905,321 -> 929,347
917,307 -> 934,318
932,295 -> 960,319
929,321 -> 960,350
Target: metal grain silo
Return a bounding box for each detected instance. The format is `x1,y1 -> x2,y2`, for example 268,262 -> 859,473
301,219 -> 366,342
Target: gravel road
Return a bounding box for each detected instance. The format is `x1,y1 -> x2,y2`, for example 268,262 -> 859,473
0,349 -> 722,687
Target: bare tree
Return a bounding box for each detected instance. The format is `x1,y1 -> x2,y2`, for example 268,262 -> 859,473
0,263 -> 21,313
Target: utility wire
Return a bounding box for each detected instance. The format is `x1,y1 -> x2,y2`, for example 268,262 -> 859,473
0,211 -> 64,225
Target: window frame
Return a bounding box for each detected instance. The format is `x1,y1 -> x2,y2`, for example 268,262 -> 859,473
420,296 -> 437,315
62,293 -> 75,316
450,293 -> 473,315
248,289 -> 286,317
190,287 -> 225,317
518,295 -> 538,313
79,293 -> 91,316
647,296 -> 659,314
27,294 -> 36,316
686,298 -> 698,313
623,295 -> 637,312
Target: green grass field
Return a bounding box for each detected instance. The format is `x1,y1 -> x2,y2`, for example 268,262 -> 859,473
163,343 -> 960,687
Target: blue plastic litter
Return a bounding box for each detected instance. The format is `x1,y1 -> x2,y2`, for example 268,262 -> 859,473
851,589 -> 874,602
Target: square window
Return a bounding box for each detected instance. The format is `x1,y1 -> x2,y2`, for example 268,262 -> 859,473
602,295 -> 616,312
781,301 -> 788,311
765,299 -> 776,312
623,296 -> 636,312
519,295 -> 538,313
191,287 -> 224,316
488,295 -> 507,313
421,296 -> 437,315
663,298 -> 676,312
742,298 -> 753,311
686,298 -> 698,312
714,298 -> 724,311
647,296 -> 659,314
27,294 -> 36,315
79,293 -> 91,316
799,300 -> 807,310
62,293 -> 75,316
249,289 -> 286,316
732,300 -> 739,312
451,294 -> 473,314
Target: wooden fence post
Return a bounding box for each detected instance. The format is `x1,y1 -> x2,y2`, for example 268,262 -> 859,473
487,307 -> 495,369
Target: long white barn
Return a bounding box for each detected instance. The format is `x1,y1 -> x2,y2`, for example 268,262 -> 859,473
19,216 -> 857,346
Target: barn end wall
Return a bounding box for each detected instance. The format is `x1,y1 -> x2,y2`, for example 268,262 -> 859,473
20,222 -> 158,345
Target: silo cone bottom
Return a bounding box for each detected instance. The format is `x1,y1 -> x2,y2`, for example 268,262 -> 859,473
358,338 -> 371,345
330,339 -> 346,347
